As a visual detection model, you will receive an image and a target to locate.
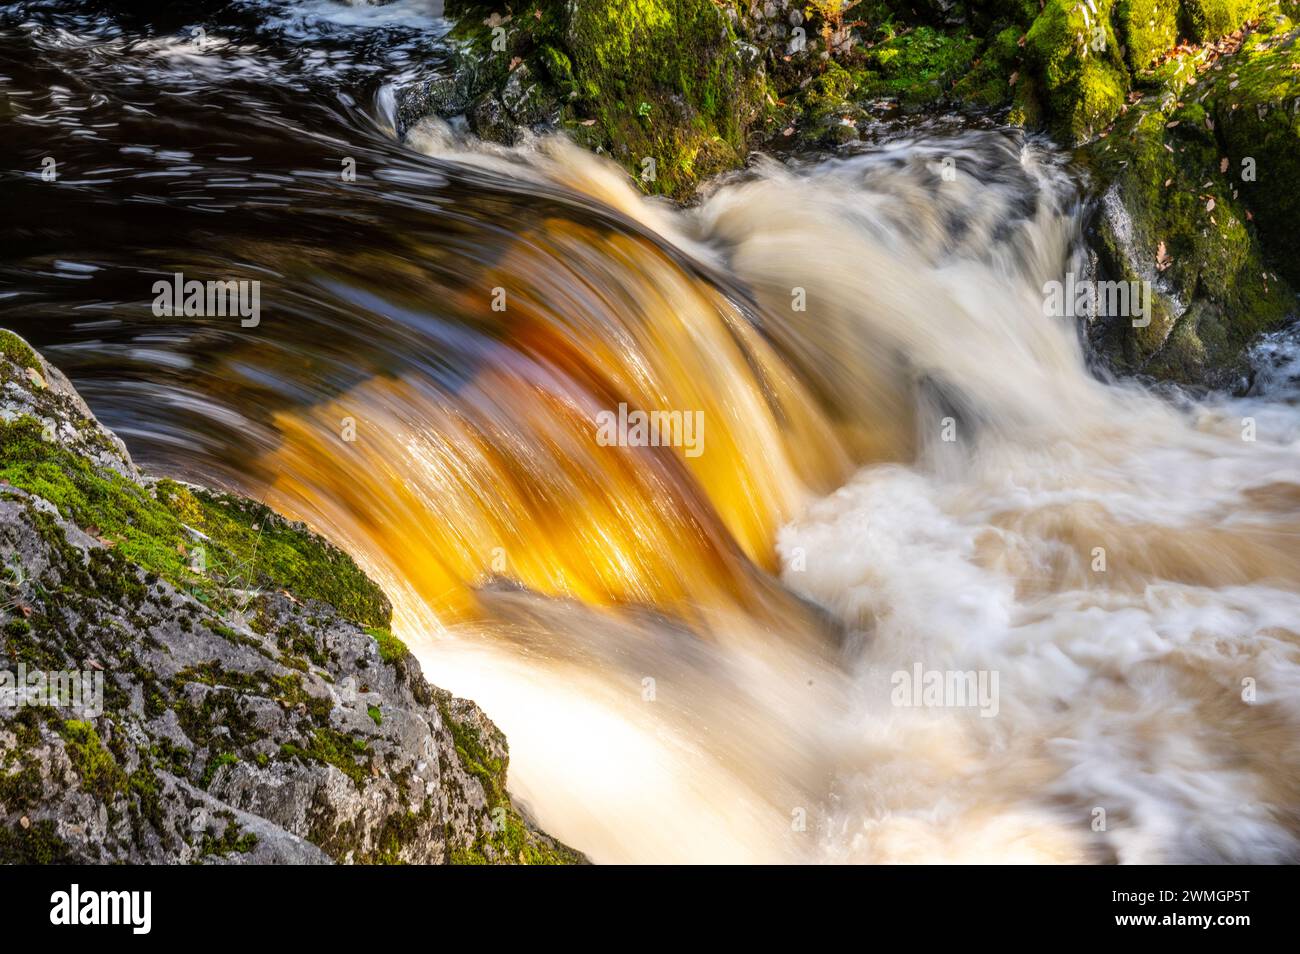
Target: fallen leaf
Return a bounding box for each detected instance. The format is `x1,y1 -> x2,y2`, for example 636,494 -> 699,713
1206,197 -> 1216,212
1220,157 -> 1229,173
1156,240 -> 1173,271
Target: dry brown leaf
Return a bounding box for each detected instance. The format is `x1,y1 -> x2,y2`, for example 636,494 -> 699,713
1156,240 -> 1173,271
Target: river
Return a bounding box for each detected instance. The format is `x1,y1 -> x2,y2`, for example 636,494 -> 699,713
3,0 -> 1299,863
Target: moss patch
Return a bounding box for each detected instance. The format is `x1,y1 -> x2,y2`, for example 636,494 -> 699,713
57,719 -> 127,802
280,728 -> 369,786
1025,0 -> 1129,142
1116,0 -> 1180,71
0,819 -> 76,864
0,415 -> 388,629
1183,0 -> 1266,40
563,0 -> 760,197
0,329 -> 39,371
859,27 -> 984,104
365,626 -> 408,665
1215,25 -> 1300,285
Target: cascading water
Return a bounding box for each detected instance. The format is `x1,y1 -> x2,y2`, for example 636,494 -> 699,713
3,0 -> 1298,863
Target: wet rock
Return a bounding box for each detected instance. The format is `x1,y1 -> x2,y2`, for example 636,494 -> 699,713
468,93 -> 518,144
500,62 -> 560,126
1083,46 -> 1296,387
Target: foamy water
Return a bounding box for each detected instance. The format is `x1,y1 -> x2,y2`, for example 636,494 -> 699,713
393,130 -> 1300,864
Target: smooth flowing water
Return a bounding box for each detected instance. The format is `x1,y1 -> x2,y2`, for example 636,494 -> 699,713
4,0 -> 1299,863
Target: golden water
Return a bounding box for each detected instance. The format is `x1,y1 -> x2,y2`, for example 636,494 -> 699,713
249,132 -> 1300,863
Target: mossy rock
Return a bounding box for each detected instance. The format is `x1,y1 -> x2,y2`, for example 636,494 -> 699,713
1182,0 -> 1267,40
0,415 -> 390,629
1025,0 -> 1130,143
953,26 -> 1026,106
858,26 -> 984,105
562,0 -> 762,197
1116,0 -> 1180,71
1214,25 -> 1300,284
0,329 -> 40,373
1008,71 -> 1046,125
1086,98 -> 1294,382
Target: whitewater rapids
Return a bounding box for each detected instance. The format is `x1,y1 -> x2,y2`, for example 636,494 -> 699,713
353,127 -> 1300,864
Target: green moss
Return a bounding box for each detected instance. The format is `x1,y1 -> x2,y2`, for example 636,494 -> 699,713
157,481 -> 391,629
127,765 -> 166,838
1116,0 -> 1179,71
0,418 -> 199,591
198,814 -> 258,857
365,626 -> 408,665
0,329 -> 39,371
361,801 -> 435,864
804,61 -> 857,121
1008,72 -> 1045,126
450,807 -> 586,865
1215,26 -> 1300,285
953,26 -> 1025,106
280,728 -> 369,786
200,751 -> 240,789
562,0 -> 760,197
0,424 -> 389,630
436,698 -> 507,808
1183,0 -> 1266,41
538,44 -> 574,89
1087,90 -> 1294,380
858,27 -> 984,104
0,757 -> 42,813
367,704 -> 383,726
0,415 -> 384,629
0,819 -> 76,864
1025,0 -> 1129,142
57,719 -> 127,802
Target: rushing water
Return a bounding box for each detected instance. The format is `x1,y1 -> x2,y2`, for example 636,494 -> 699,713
4,1 -> 1300,863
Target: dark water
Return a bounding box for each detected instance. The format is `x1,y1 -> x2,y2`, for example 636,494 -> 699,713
0,0 -> 676,485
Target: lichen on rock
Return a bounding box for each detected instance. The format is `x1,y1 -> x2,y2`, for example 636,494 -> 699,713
0,333 -> 583,865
